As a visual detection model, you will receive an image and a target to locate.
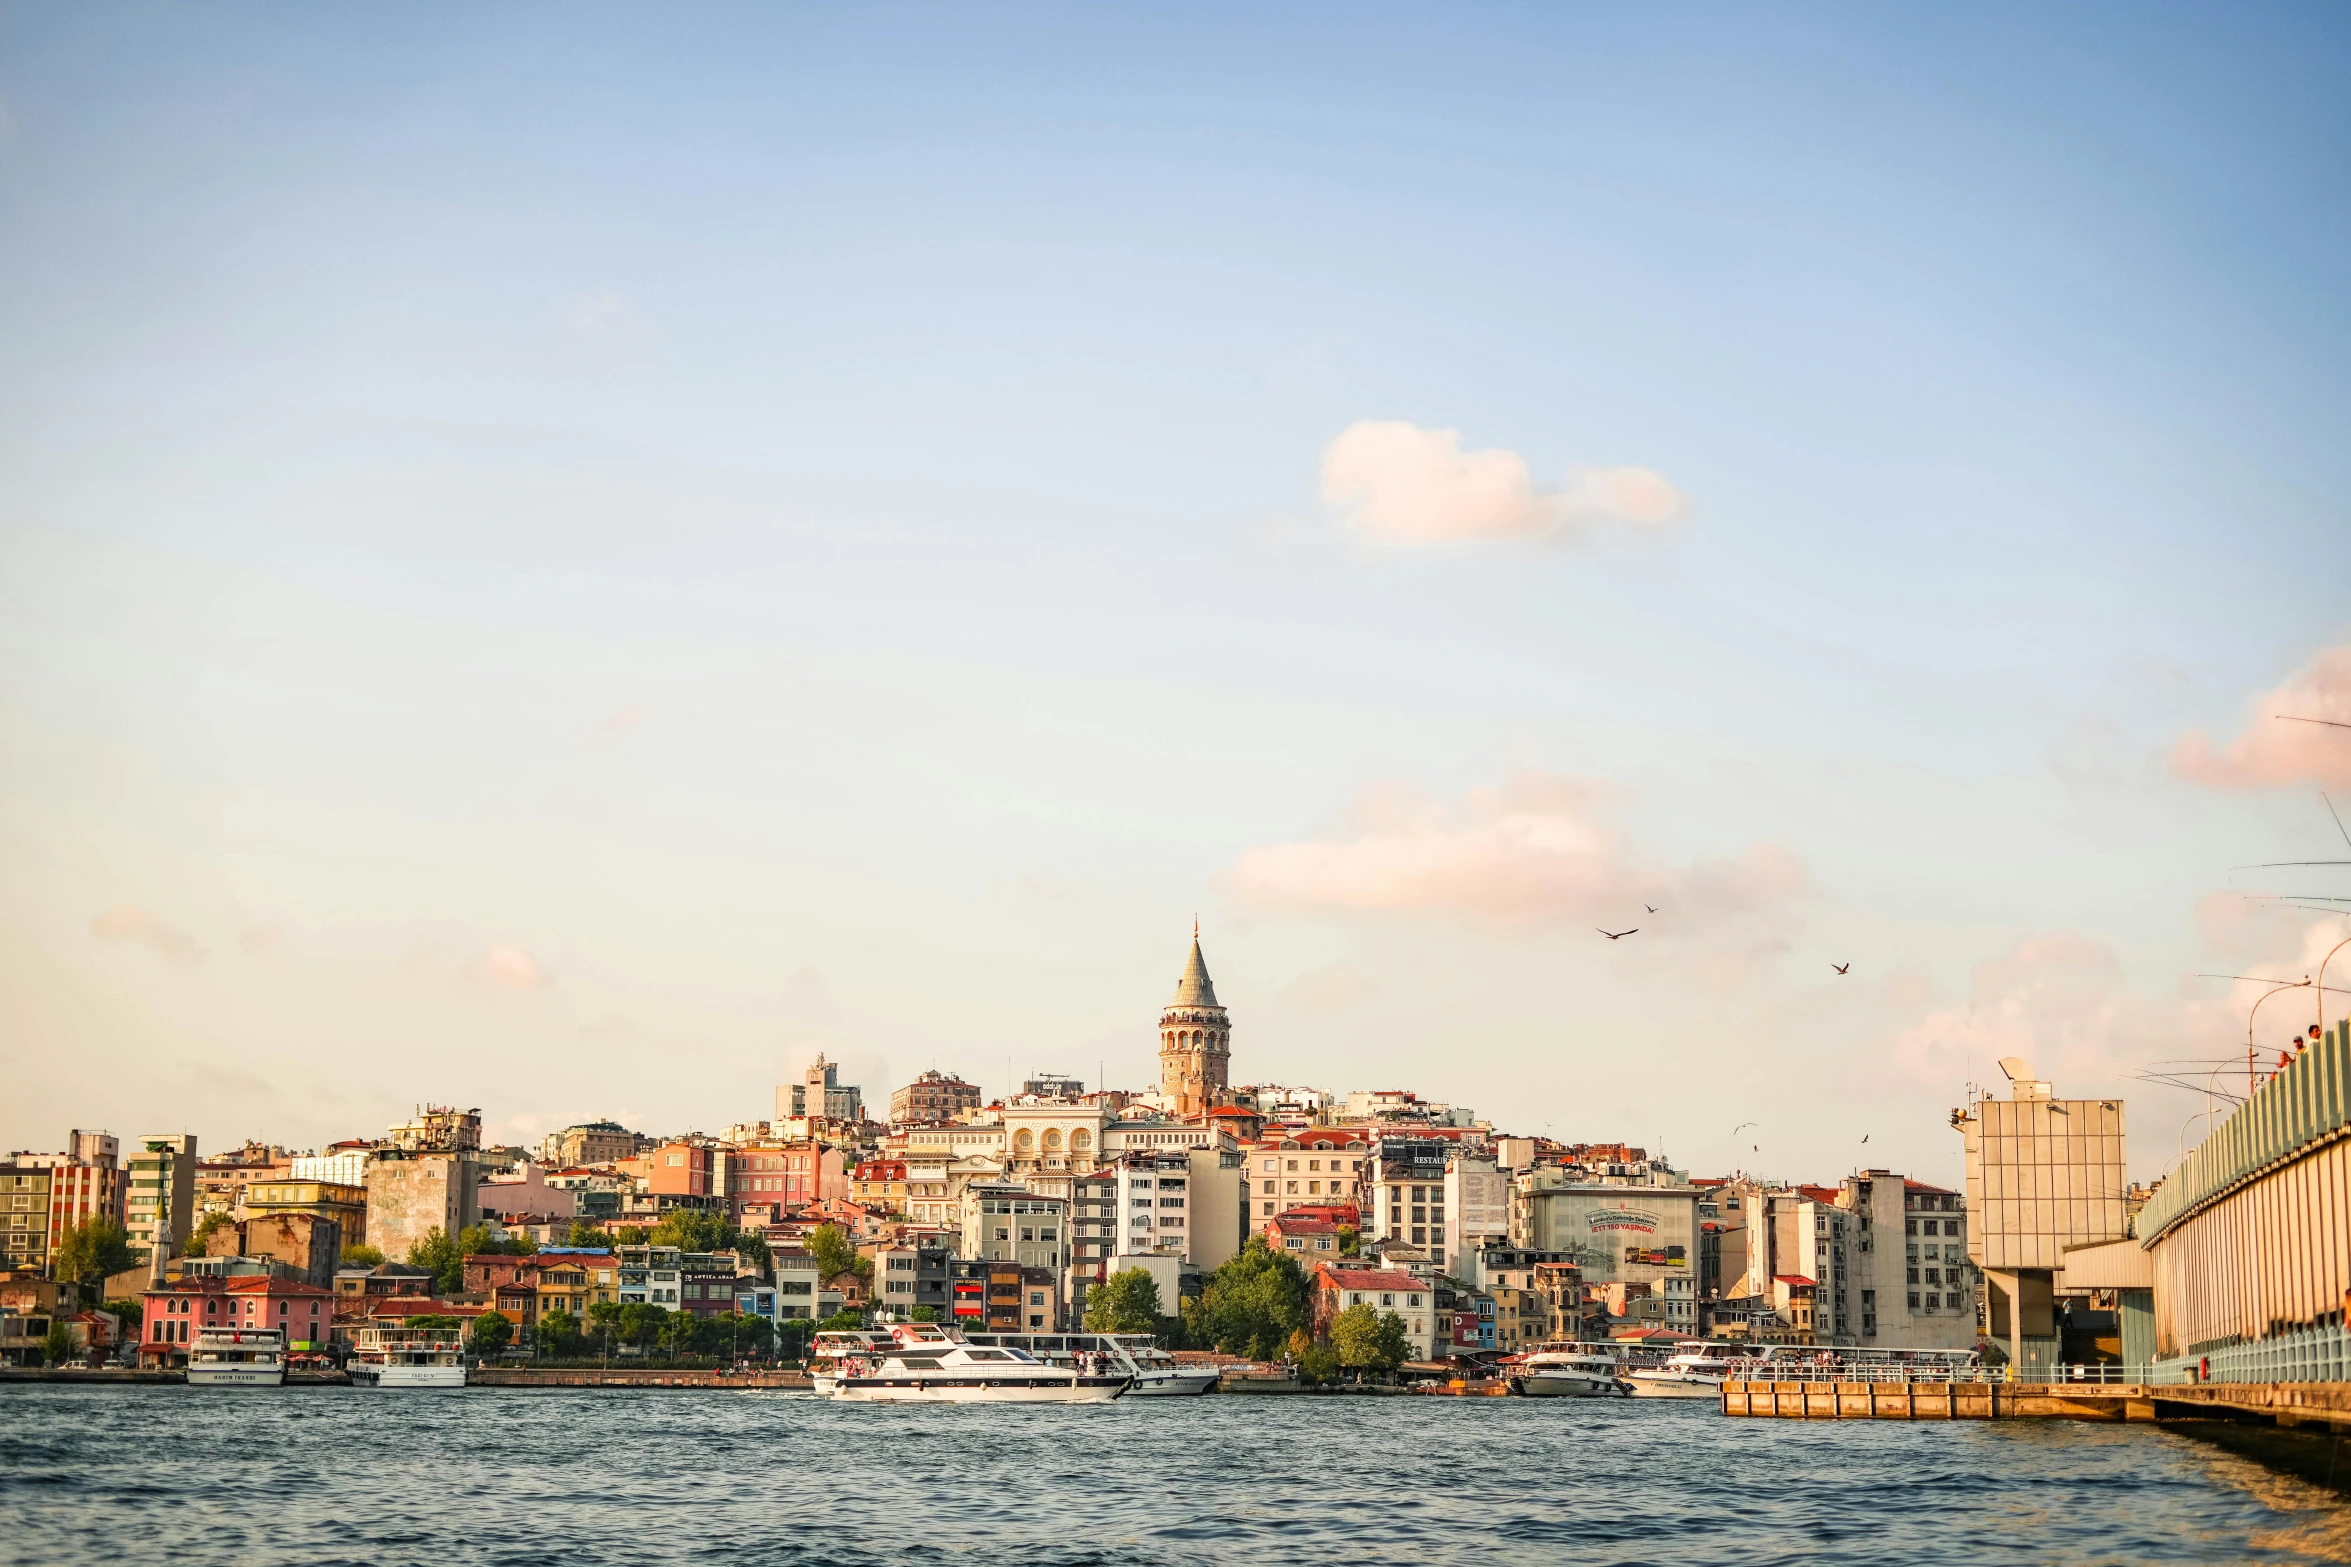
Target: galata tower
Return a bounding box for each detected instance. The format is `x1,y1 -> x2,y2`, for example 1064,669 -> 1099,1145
1159,923 -> 1230,1120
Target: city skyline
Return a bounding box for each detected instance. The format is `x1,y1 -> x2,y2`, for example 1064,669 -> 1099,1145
5,7 -> 2351,1185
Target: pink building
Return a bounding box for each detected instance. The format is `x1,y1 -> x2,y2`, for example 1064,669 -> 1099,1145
141,1274 -> 335,1360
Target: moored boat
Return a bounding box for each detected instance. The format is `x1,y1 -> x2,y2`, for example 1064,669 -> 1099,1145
829,1323 -> 1128,1404
186,1327 -> 286,1388
347,1324 -> 467,1389
1628,1341 -> 1741,1398
1511,1340 -> 1634,1398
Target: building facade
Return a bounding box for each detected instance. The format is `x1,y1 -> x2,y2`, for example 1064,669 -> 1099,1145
0,1165 -> 53,1273
127,1135 -> 199,1266
891,1070 -> 983,1126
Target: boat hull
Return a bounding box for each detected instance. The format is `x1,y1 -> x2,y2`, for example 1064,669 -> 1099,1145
831,1375 -> 1127,1404
1124,1369 -> 1220,1398
349,1363 -> 468,1389
1628,1375 -> 1723,1399
185,1364 -> 285,1388
1516,1372 -> 1627,1398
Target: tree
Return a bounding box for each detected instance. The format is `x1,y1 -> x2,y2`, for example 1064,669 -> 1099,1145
1372,1310 -> 1413,1374
538,1307 -> 583,1357
586,1301 -> 624,1354
814,1309 -> 866,1333
42,1320 -> 74,1367
407,1314 -> 464,1334
1181,1238 -> 1307,1360
1297,1342 -> 1342,1386
1285,1327 -> 1313,1361
52,1218 -> 138,1297
187,1210 -> 235,1256
908,1305 -> 939,1323
470,1310 -> 513,1355
618,1302 -> 670,1351
1085,1269 -> 1164,1334
649,1208 -> 727,1253
1336,1225 -> 1361,1256
339,1243 -> 385,1268
407,1227 -> 464,1295
1332,1302 -> 1384,1375
563,1220 -> 607,1249
807,1224 -> 862,1286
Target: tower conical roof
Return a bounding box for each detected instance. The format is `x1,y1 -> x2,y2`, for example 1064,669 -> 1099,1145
1170,937 -> 1220,1008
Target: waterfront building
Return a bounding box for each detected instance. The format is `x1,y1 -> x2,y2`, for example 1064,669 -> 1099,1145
334,1262 -> 433,1308
140,1274 -> 333,1361
1160,932 -> 1231,1120
0,1163 -> 54,1273
771,1250 -> 821,1320
126,1135 -> 198,1266
291,1140 -> 376,1188
1443,1154 -> 1509,1271
892,1069 -> 983,1126
1510,1173 -> 1701,1323
1308,1264 -> 1438,1361
1955,1061 -> 2128,1376
1371,1139 -> 1453,1261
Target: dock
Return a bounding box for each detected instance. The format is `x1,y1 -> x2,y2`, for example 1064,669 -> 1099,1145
1722,1378 -> 2351,1432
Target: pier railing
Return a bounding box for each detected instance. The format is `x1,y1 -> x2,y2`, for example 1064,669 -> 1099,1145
1724,1363 -> 2164,1385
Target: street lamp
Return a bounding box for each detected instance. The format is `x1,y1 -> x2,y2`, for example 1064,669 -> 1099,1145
2320,935 -> 2351,1041
2247,978 -> 2313,1098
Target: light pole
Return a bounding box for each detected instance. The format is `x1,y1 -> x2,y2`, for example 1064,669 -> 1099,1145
2247,978 -> 2313,1098
2320,935 -> 2351,1041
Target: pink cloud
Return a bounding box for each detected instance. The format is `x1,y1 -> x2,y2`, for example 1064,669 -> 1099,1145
1319,420 -> 1683,545
2172,645 -> 2351,790
89,903 -> 202,962
469,944 -> 554,992
1225,772 -> 1808,928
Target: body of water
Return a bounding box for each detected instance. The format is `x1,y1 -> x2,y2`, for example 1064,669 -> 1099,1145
5,1386 -> 2349,1566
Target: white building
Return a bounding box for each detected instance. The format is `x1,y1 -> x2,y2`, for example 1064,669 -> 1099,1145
1443,1155 -> 1510,1271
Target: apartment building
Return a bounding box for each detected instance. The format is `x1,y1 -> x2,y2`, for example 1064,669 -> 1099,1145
127,1135 -> 199,1265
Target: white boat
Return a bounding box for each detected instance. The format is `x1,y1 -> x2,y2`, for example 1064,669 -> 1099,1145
962,1330 -> 1219,1397
809,1329 -> 900,1396
1513,1340 -> 1634,1398
1628,1340 -> 1742,1398
347,1324 -> 467,1389
186,1327 -> 286,1388
829,1322 -> 1128,1404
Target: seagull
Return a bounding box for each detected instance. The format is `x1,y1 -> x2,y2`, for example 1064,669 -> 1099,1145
1645,904 -> 1658,914
1832,963 -> 1851,975
1861,1134 -> 1870,1144
1731,1121 -> 1756,1136
1598,927 -> 1638,940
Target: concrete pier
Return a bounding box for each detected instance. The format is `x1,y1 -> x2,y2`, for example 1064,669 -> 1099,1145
1721,1378 -> 2351,1432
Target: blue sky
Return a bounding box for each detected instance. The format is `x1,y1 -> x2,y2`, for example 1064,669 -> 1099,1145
4,4 -> 2348,1183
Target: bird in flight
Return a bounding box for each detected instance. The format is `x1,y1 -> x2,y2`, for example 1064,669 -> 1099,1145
1645,904 -> 1658,914
1832,963 -> 1851,975
1732,1121 -> 1756,1135
1861,1134 -> 1870,1144
1598,927 -> 1638,940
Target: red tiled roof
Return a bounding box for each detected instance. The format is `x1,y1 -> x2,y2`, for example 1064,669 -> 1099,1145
1796,1185 -> 1842,1204
1267,1215 -> 1338,1235
1773,1274 -> 1816,1287
1315,1267 -> 1422,1292
1903,1178 -> 1958,1195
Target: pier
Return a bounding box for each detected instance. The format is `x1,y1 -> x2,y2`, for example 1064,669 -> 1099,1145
1722,1377 -> 2351,1432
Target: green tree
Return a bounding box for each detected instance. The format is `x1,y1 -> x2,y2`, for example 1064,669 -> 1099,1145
908,1305 -> 939,1323
1331,1302 -> 1383,1375
1336,1225 -> 1361,1256
649,1208 -> 727,1253
1372,1310 -> 1413,1374
42,1319 -> 74,1366
1297,1342 -> 1342,1386
813,1308 -> 866,1333
618,1301 -> 670,1351
52,1218 -> 138,1297
538,1307 -> 583,1357
406,1227 -> 464,1295
103,1299 -> 143,1347
712,1311 -> 773,1360
187,1209 -> 235,1256
407,1314 -> 464,1334
806,1224 -> 866,1286
339,1243 -> 385,1267
586,1300 -> 624,1353
1181,1238 -> 1307,1360
1285,1327 -> 1313,1361
470,1309 -> 513,1355
563,1220 -> 607,1249
1084,1269 -> 1163,1334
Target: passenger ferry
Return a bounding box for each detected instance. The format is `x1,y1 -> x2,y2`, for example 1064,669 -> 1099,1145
186,1327 -> 286,1388
347,1325 -> 468,1389
962,1330 -> 1219,1397
1627,1340 -> 1743,1398
827,1322 -> 1129,1404
1511,1340 -> 1634,1399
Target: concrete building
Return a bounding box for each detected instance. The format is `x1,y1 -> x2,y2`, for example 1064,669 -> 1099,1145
1159,931 -> 1231,1119
389,1106 -> 482,1153
1510,1176 -> 1701,1310
364,1150 -> 479,1269
1371,1140 -> 1455,1261
1309,1264 -> 1439,1361
1443,1154 -> 1510,1273
646,1141 -> 717,1198
126,1135 -> 199,1266
771,1250 -> 822,1321
479,1164 -> 578,1224
1251,1131 -> 1370,1222
892,1069 -> 983,1126
292,1141 -> 376,1188
962,1182 -> 1068,1277
7,1132 -> 126,1260
537,1121 -> 642,1168
1957,1060 -> 2128,1375
779,1054 -> 865,1124
241,1179 -> 367,1248
140,1273 -> 334,1361
207,1212 -> 341,1287
727,1141 -> 849,1211
0,1165 -> 54,1274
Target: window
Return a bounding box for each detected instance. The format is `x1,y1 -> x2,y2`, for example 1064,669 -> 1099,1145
1907,1292 -> 1920,1309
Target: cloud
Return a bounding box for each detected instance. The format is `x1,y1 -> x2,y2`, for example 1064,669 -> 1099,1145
239,922 -> 285,956
89,904 -> 202,962
2172,645 -> 2351,790
1225,772 -> 1808,928
1319,420 -> 1683,545
468,944 -> 554,992
1281,962 -> 1380,1013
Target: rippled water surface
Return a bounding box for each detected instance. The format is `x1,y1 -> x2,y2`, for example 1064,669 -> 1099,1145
5,1386 -> 2351,1566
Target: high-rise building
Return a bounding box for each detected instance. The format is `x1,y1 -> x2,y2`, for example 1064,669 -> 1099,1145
0,1163 -> 54,1271
891,1070 -> 983,1126
126,1135 -> 198,1266
1158,930 -> 1230,1120
6,1130 -> 127,1260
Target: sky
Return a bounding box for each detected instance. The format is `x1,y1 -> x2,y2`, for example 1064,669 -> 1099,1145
3,4 -> 2349,1188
